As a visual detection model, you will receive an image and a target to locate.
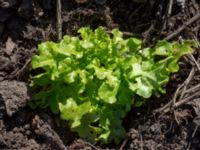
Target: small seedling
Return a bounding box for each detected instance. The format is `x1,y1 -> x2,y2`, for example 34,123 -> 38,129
30,27 -> 196,144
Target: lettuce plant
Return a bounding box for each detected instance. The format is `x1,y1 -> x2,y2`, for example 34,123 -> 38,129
30,27 -> 196,143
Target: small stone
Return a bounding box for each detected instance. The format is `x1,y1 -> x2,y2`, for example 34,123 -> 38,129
0,81 -> 30,117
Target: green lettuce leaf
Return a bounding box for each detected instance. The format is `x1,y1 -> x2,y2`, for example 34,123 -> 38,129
31,27 -> 196,144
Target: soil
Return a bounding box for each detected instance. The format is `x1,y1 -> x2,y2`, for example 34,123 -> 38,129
0,0 -> 200,149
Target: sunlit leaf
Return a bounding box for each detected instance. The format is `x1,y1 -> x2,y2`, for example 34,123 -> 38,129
31,26 -> 195,144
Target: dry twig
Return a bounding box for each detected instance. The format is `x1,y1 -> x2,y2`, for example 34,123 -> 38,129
57,0 -> 62,41
185,83 -> 200,94
167,0 -> 174,18
119,138 -> 128,150
189,54 -> 200,72
179,68 -> 195,100
187,125 -> 198,150
175,97 -> 200,108
172,82 -> 185,107
83,141 -> 101,150
164,13 -> 200,40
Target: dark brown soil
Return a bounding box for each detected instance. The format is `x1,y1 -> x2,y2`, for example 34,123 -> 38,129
1,0 -> 200,149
